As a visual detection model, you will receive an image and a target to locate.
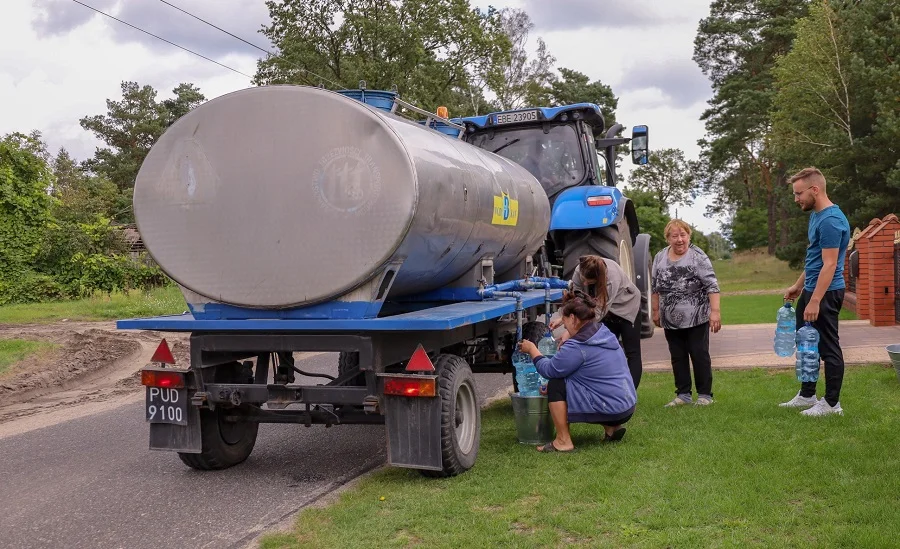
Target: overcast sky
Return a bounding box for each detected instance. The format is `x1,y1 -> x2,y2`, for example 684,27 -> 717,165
3,0 -> 720,233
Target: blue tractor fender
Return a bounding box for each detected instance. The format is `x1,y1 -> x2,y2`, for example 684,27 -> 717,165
549,186 -> 624,231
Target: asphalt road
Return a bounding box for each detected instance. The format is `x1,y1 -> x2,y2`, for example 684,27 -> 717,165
0,353 -> 512,549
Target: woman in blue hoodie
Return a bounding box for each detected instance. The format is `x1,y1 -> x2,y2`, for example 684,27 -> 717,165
519,292 -> 638,452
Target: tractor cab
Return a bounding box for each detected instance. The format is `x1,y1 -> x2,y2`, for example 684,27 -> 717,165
454,104 -> 649,200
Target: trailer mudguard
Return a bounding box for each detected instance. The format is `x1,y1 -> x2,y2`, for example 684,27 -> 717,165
549,186 -> 623,231
381,385 -> 443,471
149,409 -> 202,453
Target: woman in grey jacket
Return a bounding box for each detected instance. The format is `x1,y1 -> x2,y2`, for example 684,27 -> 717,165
519,292 -> 637,453
550,255 -> 643,388
651,219 -> 721,407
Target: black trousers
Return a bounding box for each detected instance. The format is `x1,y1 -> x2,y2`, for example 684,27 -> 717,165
795,289 -> 845,406
602,313 -> 643,389
663,322 -> 713,397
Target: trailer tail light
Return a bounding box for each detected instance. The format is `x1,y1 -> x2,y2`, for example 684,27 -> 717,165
141,369 -> 186,389
383,376 -> 437,397
587,195 -> 614,207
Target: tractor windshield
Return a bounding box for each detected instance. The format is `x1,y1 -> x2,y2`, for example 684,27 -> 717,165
468,124 -> 586,196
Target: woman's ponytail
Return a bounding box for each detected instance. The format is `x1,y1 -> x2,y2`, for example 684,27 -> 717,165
577,255 -> 609,315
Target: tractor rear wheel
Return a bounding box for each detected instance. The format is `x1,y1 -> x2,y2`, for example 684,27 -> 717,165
633,233 -> 655,338
561,217 -> 635,283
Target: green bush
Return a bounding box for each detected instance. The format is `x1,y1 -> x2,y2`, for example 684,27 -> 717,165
59,253 -> 168,298
0,271 -> 67,305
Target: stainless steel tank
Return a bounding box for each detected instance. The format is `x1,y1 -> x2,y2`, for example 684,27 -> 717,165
133,85 -> 550,309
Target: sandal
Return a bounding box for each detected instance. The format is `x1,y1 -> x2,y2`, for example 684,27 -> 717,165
536,441 -> 573,453
603,427 -> 627,443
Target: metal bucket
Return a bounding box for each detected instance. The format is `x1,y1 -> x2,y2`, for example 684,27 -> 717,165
509,392 -> 555,445
885,344 -> 900,382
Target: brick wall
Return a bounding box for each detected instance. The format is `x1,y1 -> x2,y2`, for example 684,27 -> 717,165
860,215 -> 900,326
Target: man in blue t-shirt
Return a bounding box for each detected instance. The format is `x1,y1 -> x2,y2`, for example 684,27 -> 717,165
782,167 -> 850,416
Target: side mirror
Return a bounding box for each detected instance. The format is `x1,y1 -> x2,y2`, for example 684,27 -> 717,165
631,125 -> 649,165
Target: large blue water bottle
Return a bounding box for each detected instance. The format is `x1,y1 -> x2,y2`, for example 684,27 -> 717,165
774,303 -> 797,357
511,350 -> 539,396
521,363 -> 540,396
795,322 -> 820,382
536,331 -> 557,395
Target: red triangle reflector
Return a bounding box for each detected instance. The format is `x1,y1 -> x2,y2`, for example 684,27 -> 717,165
151,338 -> 176,365
405,344 -> 435,372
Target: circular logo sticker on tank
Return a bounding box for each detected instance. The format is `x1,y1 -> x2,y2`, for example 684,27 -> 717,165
312,146 -> 382,213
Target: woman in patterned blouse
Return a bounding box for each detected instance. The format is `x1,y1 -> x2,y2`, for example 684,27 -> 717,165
651,219 -> 721,407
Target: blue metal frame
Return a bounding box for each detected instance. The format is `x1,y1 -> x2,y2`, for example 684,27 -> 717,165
117,289 -> 563,332
335,89 -> 397,111
187,300 -> 385,320
549,186 -> 622,231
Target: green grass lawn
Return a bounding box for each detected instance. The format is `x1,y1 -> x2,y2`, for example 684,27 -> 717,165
713,249 -> 803,293
0,285 -> 186,324
261,366 -> 900,549
0,339 -> 58,377
721,294 -> 858,325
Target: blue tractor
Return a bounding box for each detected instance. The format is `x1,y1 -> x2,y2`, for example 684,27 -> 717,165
452,105 -> 655,337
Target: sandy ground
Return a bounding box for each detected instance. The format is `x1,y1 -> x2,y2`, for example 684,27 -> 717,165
0,321 -> 189,432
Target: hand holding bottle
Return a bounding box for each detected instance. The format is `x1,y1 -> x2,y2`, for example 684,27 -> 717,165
518,339 -> 538,357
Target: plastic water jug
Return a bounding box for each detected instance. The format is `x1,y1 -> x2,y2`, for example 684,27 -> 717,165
521,363 -> 540,396
536,332 -> 557,395
795,322 -> 820,383
511,350 -> 540,396
774,303 -> 796,357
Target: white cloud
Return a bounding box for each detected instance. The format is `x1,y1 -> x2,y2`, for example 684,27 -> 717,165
1,1 -> 256,161
33,0 -> 272,57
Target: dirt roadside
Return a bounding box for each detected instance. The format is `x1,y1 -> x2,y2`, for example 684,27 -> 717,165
0,321 -> 190,431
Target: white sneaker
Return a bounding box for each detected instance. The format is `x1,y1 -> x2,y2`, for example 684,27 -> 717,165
664,395 -> 692,407
800,399 -> 844,417
779,391 -> 818,408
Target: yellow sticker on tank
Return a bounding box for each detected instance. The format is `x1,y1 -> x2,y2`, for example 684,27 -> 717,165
492,192 -> 519,226
603,217 -> 608,224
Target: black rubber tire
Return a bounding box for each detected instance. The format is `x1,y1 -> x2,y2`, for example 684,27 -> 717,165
511,321 -> 549,393
634,233 -> 655,339
420,354 -> 481,478
561,218 -> 635,283
338,351 -> 366,386
178,362 -> 259,470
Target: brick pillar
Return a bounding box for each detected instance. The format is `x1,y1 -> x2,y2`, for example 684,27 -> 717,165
862,215 -> 900,327
856,221 -> 878,320
843,253 -> 850,288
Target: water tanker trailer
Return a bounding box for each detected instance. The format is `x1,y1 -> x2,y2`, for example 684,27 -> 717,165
119,85 -> 572,476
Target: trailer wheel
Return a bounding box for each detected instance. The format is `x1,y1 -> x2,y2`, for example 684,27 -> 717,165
421,354 -> 480,478
178,362 -> 259,470
633,233 -> 655,338
561,219 -> 635,282
338,352 -> 366,386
